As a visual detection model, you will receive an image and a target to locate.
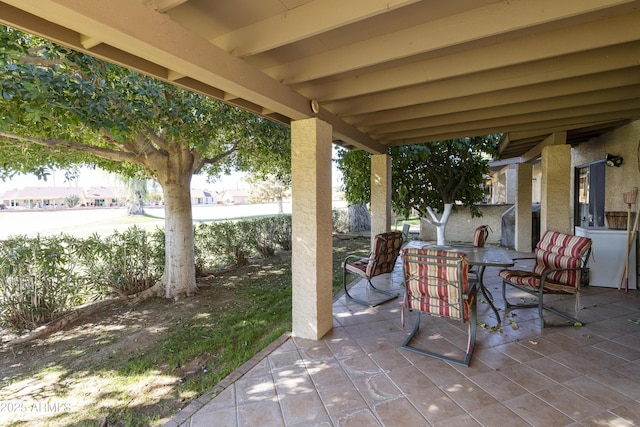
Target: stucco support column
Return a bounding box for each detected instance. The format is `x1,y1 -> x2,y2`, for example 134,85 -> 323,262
541,139 -> 572,235
291,118 -> 333,340
515,163 -> 533,252
370,153 -> 392,240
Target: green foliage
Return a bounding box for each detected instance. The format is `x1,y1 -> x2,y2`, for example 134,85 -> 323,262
332,208 -> 351,233
194,215 -> 292,270
0,235 -> 88,330
79,227 -> 164,297
0,25 -> 290,189
336,136 -> 500,218
64,194 -> 80,208
0,215 -> 297,331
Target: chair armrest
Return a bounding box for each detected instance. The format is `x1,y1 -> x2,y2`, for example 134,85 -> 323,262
500,256 -> 534,270
342,254 -> 372,268
463,281 -> 478,299
540,266 -> 589,283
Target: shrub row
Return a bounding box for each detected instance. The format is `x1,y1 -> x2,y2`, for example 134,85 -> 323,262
0,214 -> 292,332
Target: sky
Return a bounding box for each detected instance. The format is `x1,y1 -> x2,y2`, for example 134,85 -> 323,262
0,164 -> 343,195
0,166 -> 248,194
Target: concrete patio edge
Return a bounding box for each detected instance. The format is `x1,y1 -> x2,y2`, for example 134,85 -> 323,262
162,331 -> 293,427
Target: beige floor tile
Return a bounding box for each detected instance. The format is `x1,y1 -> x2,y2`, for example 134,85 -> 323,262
316,380 -> 368,416
439,376 -> 499,412
588,367 -> 640,399
502,394 -> 574,426
234,373 -> 277,405
498,363 -> 560,393
166,263 -> 640,427
339,350 -> 383,378
525,357 -> 582,383
351,373 -> 402,406
469,402 -> 530,427
190,406 -> 236,427
236,400 -> 285,427
307,358 -> 351,389
562,376 -> 630,408
373,396 -> 428,425
535,384 -> 606,421
331,408 -> 383,427
406,386 -> 465,424
468,370 -> 529,402
278,390 -> 331,425
272,365 -> 315,395
368,348 -> 412,371
386,365 -> 435,394
609,400 -> 640,425
579,411 -> 636,427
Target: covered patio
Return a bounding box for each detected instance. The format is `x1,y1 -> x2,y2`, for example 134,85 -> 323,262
1,1 -> 639,425
166,248 -> 640,426
2,0 -> 640,340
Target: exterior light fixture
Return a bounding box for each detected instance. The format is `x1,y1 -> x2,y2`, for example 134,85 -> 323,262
605,154 -> 623,167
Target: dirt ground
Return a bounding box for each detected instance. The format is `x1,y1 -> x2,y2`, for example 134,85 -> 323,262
0,272 -> 242,426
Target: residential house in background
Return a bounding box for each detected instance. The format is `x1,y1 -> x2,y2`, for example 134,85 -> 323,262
85,186 -> 126,207
191,189 -> 217,205
0,187 -> 88,208
220,189 -> 249,205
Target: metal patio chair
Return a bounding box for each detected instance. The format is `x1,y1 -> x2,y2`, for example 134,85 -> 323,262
342,230 -> 403,306
499,230 -> 592,328
400,247 -> 478,367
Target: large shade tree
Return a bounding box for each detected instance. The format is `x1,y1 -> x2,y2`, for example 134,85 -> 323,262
336,136 -> 499,245
0,26 -> 290,299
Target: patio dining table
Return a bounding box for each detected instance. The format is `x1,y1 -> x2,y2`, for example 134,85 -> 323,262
420,244 -> 514,324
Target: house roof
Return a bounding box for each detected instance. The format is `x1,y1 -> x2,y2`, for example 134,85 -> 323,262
2,186 -> 86,200
1,1 -> 639,157
191,189 -> 214,198
85,186 -> 122,199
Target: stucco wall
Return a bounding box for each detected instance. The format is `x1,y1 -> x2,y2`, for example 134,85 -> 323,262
572,121 -> 640,214
419,204 -> 512,244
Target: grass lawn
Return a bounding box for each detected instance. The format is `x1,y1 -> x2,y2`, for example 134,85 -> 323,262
0,233 -> 371,426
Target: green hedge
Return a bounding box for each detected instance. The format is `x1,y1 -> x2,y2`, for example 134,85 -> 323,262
0,214 -> 293,332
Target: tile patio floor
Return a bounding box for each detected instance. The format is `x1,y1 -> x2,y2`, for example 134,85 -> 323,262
165,243 -> 640,427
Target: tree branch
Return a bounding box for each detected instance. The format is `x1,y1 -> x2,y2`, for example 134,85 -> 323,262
0,131 -> 140,163
142,125 -> 170,153
197,139 -> 242,169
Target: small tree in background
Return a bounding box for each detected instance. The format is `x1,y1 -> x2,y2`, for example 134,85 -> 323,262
64,194 -> 80,208
336,136 -> 499,244
246,174 -> 290,213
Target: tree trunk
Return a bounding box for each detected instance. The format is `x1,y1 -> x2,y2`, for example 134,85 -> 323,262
156,163 -> 197,300
422,203 -> 453,245
150,145 -> 198,300
128,191 -> 145,215
276,196 -> 283,214
348,203 -> 371,232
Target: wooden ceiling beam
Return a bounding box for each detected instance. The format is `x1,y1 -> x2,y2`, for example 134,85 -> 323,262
366,85 -> 640,135
384,108 -> 640,146
211,0 -> 419,57
264,0 -> 637,84
297,10 -> 640,102
324,41 -> 640,116
0,0 -> 385,153
346,68 -> 640,127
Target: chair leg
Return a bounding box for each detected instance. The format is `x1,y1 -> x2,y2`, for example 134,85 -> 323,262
537,292 -> 584,327
401,309 -> 475,367
343,271 -> 398,307
502,281 -> 584,328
